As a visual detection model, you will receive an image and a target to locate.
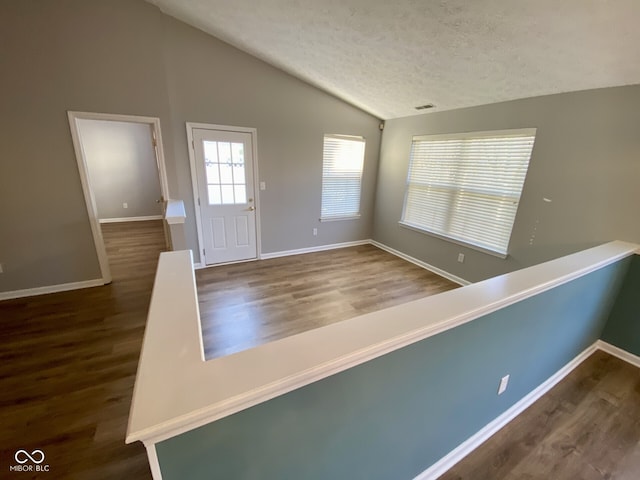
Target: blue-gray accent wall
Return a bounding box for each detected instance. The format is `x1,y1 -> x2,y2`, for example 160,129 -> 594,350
602,255 -> 640,356
155,258 -> 632,480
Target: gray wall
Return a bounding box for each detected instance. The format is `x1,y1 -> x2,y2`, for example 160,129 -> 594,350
0,0 -> 173,292
602,255 -> 640,356
77,119 -> 163,220
0,0 -> 380,293
161,16 -> 381,257
373,85 -> 640,282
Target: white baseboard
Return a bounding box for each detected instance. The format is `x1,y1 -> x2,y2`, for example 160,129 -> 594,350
370,240 -> 471,286
99,215 -> 163,224
194,238 -> 386,269
414,342 -> 598,480
414,339 -> 640,480
196,241 -> 371,269
596,340 -> 640,368
204,240 -> 468,290
0,278 -> 106,301
260,240 -> 370,260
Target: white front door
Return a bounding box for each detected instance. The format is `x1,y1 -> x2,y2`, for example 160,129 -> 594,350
192,128 -> 257,265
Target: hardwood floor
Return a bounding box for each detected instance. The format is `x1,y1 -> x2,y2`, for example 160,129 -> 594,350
440,350 -> 640,480
3,229 -> 639,480
196,244 -> 460,359
0,220 -> 164,479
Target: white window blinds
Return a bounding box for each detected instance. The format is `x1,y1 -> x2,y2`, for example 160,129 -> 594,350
321,135 -> 365,220
400,129 -> 536,256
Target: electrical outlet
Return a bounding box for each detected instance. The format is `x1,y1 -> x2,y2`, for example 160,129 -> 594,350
457,253 -> 465,263
123,202 -> 128,209
313,228 -> 318,236
260,181 -> 266,191
498,374 -> 510,395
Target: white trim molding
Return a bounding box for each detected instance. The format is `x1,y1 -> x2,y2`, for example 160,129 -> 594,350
415,339 -> 640,479
126,241 -> 639,446
185,122 -> 262,266
370,240 -> 471,286
319,214 -> 361,222
398,221 -> 508,259
99,215 -> 163,224
67,111 -> 171,285
144,442 -> 164,480
165,200 -> 186,225
260,240 -> 370,260
414,343 -> 598,479
0,279 -> 106,301
195,239 -> 467,286
596,340 -> 640,369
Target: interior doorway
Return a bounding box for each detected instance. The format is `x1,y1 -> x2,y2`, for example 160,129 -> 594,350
68,111 -> 170,283
187,123 -> 261,266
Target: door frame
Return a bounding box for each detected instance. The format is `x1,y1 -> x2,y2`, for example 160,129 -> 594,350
68,111 -> 171,283
186,122 -> 262,268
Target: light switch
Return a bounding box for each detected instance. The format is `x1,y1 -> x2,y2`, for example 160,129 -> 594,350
498,374 -> 510,395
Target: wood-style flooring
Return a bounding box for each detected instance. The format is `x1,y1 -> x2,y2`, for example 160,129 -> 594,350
196,244 -> 459,359
440,350 -> 640,480
0,220 -> 164,479
2,227 -> 640,480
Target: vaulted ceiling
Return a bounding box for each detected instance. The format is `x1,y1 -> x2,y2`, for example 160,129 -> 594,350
148,0 -> 640,119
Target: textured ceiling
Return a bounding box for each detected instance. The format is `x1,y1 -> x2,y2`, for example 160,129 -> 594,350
148,0 -> 640,119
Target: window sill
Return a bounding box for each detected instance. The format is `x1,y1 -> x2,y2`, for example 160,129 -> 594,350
398,221 -> 509,259
320,214 -> 361,222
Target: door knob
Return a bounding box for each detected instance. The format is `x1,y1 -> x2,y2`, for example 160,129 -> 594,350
247,206 -> 255,211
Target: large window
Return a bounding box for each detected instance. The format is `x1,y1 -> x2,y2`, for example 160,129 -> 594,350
400,129 -> 536,257
320,135 -> 365,220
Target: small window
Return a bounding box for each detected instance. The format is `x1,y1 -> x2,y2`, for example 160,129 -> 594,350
203,140 -> 247,205
320,135 -> 365,220
400,128 -> 536,257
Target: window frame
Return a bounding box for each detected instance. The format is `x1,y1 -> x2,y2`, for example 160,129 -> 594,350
320,134 -> 366,222
399,128 -> 537,258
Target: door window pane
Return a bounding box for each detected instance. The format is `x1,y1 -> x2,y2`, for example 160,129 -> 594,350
219,162 -> 233,183
206,163 -> 220,184
204,142 -> 218,164
231,143 -> 244,164
221,185 -> 235,204
234,185 -> 247,204
218,142 -> 231,164
208,185 -> 222,205
203,140 -> 249,206
233,165 -> 245,184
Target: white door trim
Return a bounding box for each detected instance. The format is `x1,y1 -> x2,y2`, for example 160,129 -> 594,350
186,122 -> 262,266
67,111 -> 171,283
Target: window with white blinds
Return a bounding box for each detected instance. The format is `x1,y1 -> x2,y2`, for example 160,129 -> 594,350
400,129 -> 536,256
321,135 -> 365,220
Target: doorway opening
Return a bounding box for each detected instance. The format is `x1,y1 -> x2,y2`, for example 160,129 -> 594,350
186,123 -> 261,267
68,111 -> 170,283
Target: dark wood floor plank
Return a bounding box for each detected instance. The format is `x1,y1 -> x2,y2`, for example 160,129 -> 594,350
440,351 -> 640,480
0,220 -> 165,479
